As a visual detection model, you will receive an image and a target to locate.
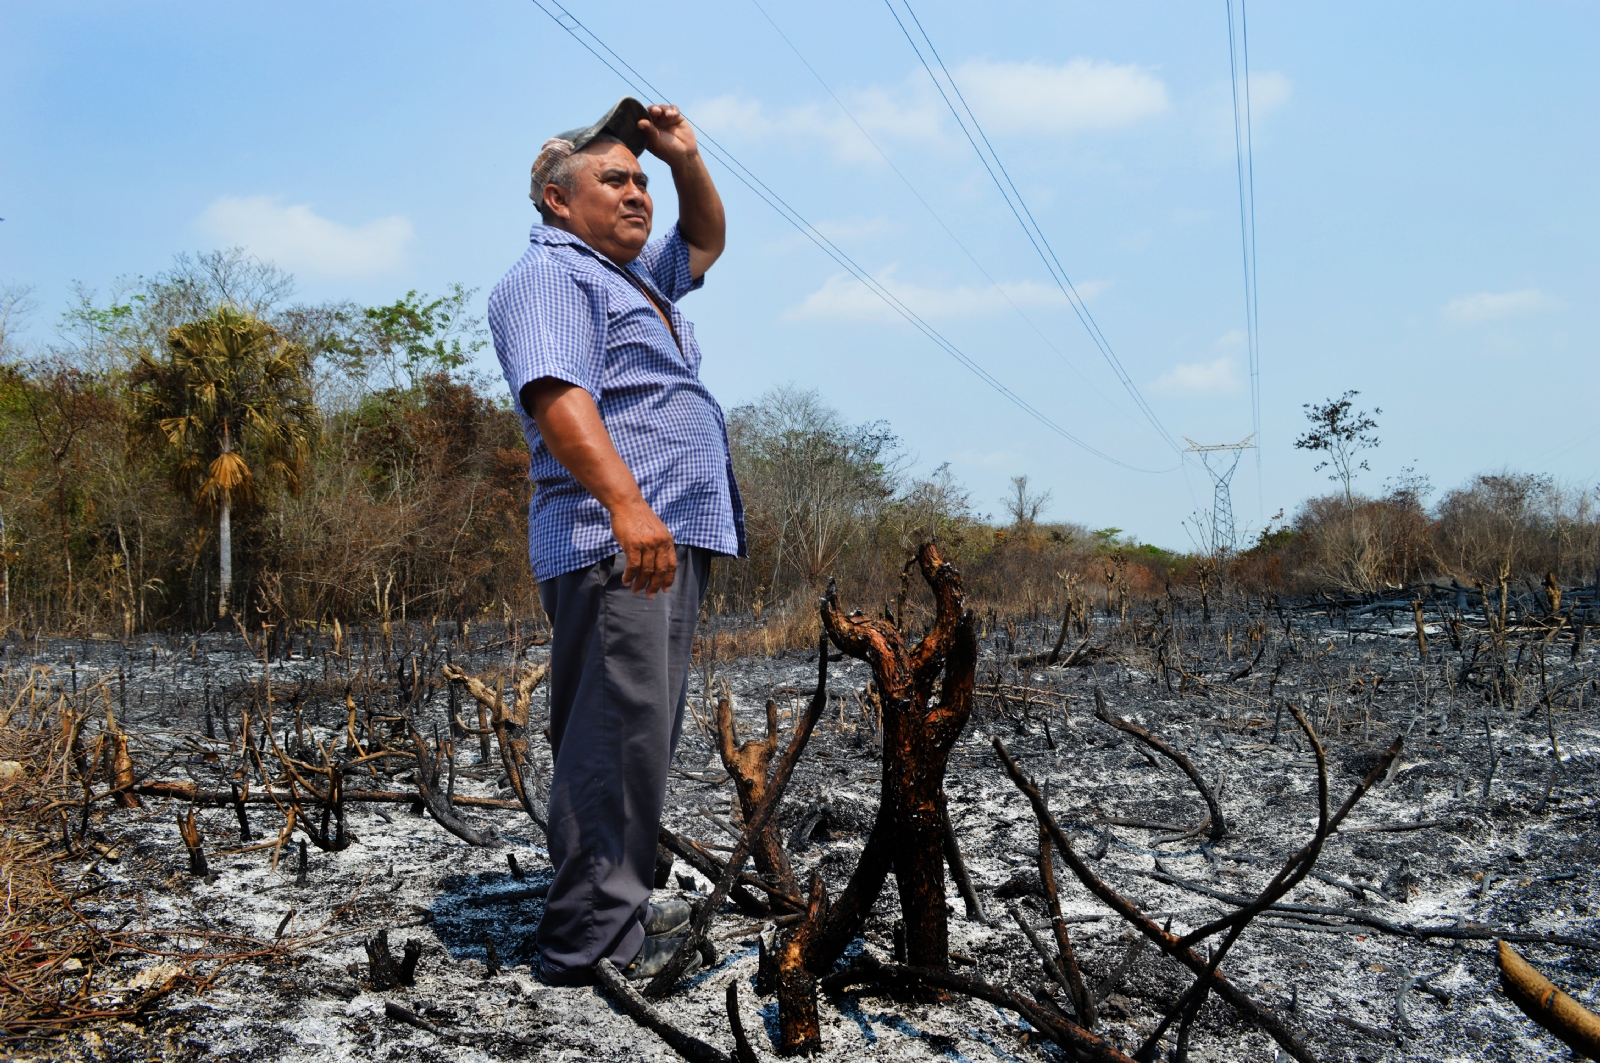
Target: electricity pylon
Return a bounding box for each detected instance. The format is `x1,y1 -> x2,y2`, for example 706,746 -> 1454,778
1183,434 -> 1257,556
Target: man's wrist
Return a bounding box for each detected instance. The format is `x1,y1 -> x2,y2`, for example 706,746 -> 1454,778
668,149 -> 702,172
605,492 -> 649,517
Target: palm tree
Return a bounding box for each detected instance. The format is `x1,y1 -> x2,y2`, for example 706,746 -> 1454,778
129,306 -> 318,620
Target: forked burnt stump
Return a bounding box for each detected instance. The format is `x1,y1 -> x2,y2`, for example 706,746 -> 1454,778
774,541 -> 977,1055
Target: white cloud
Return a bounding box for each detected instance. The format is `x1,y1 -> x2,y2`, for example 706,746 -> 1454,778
953,58 -> 1169,134
693,88 -> 945,164
1152,357 -> 1242,395
199,196 -> 414,278
691,93 -> 768,136
1442,288 -> 1562,323
1246,71 -> 1293,116
692,57 -> 1166,164
784,265 -> 1102,323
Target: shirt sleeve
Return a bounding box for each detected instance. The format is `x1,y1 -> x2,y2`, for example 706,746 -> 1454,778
489,256 -> 607,415
633,222 -> 706,304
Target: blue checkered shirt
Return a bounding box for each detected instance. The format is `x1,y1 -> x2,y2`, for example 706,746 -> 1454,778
489,222 -> 746,582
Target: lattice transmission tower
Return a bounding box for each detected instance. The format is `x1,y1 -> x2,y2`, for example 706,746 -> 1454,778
1183,435 -> 1257,556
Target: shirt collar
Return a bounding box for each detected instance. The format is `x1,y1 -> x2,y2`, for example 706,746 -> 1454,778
528,223 -> 588,246
527,224 -> 660,289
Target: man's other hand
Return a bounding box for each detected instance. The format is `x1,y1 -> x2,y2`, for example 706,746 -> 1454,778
612,496 -> 677,596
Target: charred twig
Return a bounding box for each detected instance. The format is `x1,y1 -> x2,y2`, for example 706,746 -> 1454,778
1134,707 -> 1363,1059
1038,822 -> 1093,1025
821,952 -> 1137,1063
1153,869 -> 1600,950
443,663 -> 550,833
595,958 -> 732,1063
726,982 -> 760,1063
941,805 -> 986,924
643,625 -> 830,998
993,737 -> 1317,1063
1006,900 -> 1076,1005
657,827 -> 776,915
408,724 -> 500,848
1092,684 -> 1224,842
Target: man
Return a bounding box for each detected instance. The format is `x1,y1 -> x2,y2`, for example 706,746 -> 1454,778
488,97 -> 745,986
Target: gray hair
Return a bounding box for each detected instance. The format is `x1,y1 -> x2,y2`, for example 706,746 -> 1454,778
534,133 -> 625,222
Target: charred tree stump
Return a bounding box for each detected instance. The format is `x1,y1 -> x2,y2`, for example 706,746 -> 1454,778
643,633 -> 830,999
768,544 -> 977,1053
715,695 -> 800,911
803,542 -> 976,976
366,929 -> 423,990
177,808 -> 209,876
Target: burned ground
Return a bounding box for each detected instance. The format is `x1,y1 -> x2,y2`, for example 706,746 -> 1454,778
3,588 -> 1598,1063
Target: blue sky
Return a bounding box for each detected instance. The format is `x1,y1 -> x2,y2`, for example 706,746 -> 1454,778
3,1 -> 1596,547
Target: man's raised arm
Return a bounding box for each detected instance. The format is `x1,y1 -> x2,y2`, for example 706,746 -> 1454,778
638,104 -> 725,279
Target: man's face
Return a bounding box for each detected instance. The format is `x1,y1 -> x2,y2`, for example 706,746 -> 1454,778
543,140 -> 653,265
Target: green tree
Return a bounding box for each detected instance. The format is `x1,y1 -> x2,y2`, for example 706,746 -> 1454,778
128,306 -> 319,619
324,285 -> 486,392
1294,390 -> 1381,507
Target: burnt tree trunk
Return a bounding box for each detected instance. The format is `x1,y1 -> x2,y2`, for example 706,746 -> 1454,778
774,543 -> 976,1054
819,541 -> 975,972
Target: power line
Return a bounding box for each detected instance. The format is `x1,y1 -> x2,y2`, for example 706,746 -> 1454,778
742,0 -> 1155,437
1227,0 -> 1263,517
884,0 -> 1185,457
525,0 -> 1170,473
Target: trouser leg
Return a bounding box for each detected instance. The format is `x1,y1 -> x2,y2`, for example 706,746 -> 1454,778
534,545 -> 709,983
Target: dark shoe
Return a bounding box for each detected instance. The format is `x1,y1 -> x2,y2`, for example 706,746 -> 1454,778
644,897 -> 691,938
622,932 -> 702,981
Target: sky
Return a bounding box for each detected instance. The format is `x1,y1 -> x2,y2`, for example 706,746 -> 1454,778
3,1 -> 1597,548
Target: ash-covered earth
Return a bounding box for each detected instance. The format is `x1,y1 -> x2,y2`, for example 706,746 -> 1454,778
9,599 -> 1599,1063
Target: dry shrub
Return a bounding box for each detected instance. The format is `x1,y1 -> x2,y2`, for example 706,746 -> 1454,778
699,593 -> 823,659
0,675 -> 113,1039
1287,492 -> 1437,592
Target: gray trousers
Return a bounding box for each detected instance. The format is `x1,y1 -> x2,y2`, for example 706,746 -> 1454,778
534,545 -> 709,983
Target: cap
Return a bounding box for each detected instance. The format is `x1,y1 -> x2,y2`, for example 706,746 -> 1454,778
530,96 -> 651,203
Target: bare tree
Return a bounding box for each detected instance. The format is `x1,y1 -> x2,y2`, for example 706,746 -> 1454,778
729,386 -> 899,592
1004,474 -> 1051,527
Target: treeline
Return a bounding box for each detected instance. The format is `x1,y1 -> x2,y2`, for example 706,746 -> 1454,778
1,252 -> 534,635
1,251 -> 1594,638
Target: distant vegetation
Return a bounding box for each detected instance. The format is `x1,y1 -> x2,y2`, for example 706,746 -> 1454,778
0,251 -> 1594,639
